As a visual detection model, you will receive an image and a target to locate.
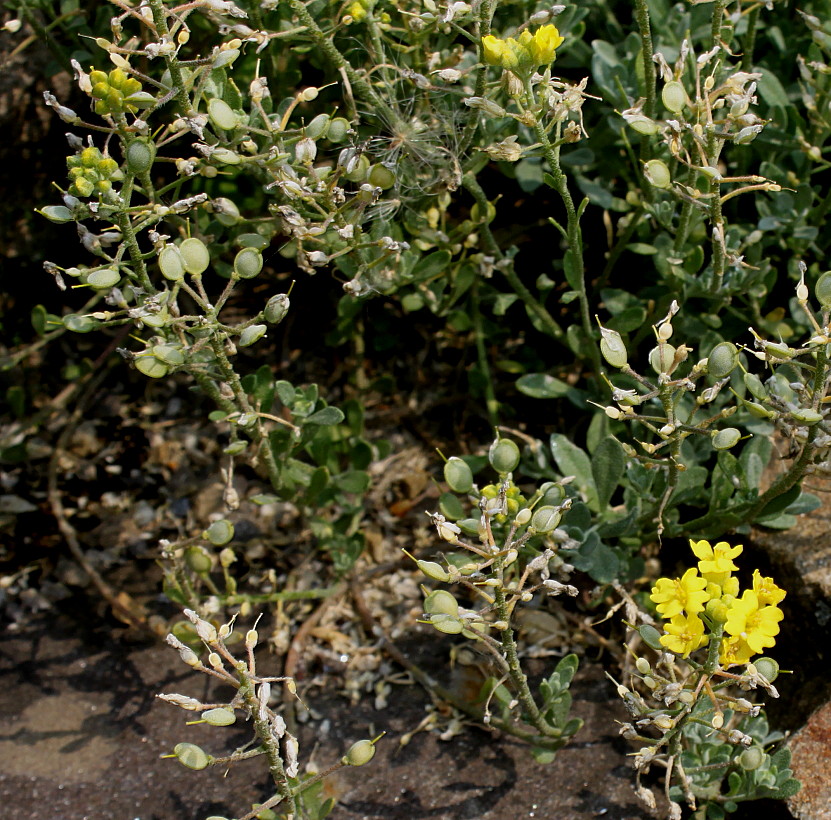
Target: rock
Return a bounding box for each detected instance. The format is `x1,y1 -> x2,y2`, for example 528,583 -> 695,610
787,701 -> 831,820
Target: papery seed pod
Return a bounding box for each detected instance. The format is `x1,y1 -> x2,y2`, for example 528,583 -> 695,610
815,271 -> 831,308
706,341 -> 738,378
179,237 -> 210,274
295,137 -> 317,165
416,559 -> 450,582
264,293 -> 290,324
712,427 -> 741,450
661,80 -> 686,113
87,268 -> 120,289
173,742 -> 210,770
489,438 -> 520,473
305,113 -> 330,140
644,159 -> 671,189
234,247 -> 264,279
185,546 -> 213,574
424,590 -> 459,617
126,139 -> 156,175
202,707 -> 236,726
343,739 -> 376,766
531,505 -> 561,533
739,747 -> 764,771
239,324 -> 267,347
207,98 -> 239,131
159,245 -> 186,281
648,343 -> 676,374
204,519 -> 234,546
444,457 -> 473,493
212,197 -> 241,225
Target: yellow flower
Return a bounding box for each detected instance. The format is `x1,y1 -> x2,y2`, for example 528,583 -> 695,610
346,0 -> 367,22
482,34 -> 509,66
660,612 -> 708,658
527,24 -> 564,66
650,567 -> 710,618
690,539 -> 742,590
752,569 -> 786,606
720,589 -> 784,664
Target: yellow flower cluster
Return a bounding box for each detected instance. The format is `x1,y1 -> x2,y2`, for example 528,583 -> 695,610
650,540 -> 785,664
482,24 -> 564,74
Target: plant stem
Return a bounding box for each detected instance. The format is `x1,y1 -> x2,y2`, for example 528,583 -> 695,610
633,0 -> 657,120
711,0 -> 728,49
147,0 -> 192,113
741,5 -> 761,71
472,281 -> 499,425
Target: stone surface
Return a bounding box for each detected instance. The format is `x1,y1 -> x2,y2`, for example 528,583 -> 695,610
787,702 -> 831,820
0,610 -> 649,820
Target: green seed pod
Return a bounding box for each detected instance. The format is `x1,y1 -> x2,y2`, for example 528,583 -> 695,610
816,271 -> 831,308
744,399 -> 775,419
343,739 -> 376,766
212,147 -> 241,165
153,344 -> 185,366
223,440 -> 248,455
530,505 -> 562,533
264,294 -> 290,324
744,372 -> 766,400
739,747 -> 764,771
416,559 -> 450,582
424,589 -> 459,617
159,245 -> 186,281
649,343 -> 676,374
239,323 -> 267,347
539,482 -> 565,506
753,656 -> 779,682
368,163 -> 396,190
204,519 -> 234,546
202,707 -> 236,726
661,80 -> 686,113
707,341 -> 739,378
643,159 -> 671,190
599,328 -> 628,368
344,153 -> 370,183
179,237 -> 210,274
207,98 -> 239,131
173,742 -> 210,770
444,457 -> 473,493
237,233 -> 269,249
185,546 -> 213,574
212,48 -> 240,69
38,205 -> 74,223
212,197 -> 241,226
87,268 -> 120,289
63,313 -> 99,333
430,613 -> 464,634
790,408 -> 823,424
638,624 -> 664,651
305,113 -> 330,140
627,116 -> 659,135
134,355 -> 169,378
234,247 -> 264,279
126,139 -> 156,175
712,427 -> 741,450
635,657 -> 651,675
327,117 -> 350,143
489,438 -> 520,473
515,508 -> 532,526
